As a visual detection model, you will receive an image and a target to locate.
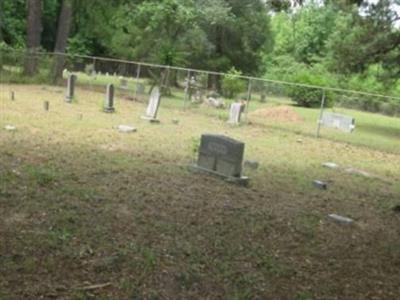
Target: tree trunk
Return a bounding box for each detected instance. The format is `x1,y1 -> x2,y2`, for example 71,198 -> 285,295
51,0 -> 72,83
24,0 -> 43,75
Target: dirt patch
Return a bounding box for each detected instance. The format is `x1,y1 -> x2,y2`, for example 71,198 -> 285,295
251,105 -> 304,123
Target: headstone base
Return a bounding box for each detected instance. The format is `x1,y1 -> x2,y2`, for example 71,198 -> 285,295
103,107 -> 115,113
141,116 -> 160,123
190,164 -> 249,186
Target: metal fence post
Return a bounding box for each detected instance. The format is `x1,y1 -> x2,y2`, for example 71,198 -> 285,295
316,89 -> 326,138
183,70 -> 190,110
135,64 -> 141,100
244,79 -> 252,122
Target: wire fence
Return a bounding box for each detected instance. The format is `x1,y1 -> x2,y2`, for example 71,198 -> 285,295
1,49 -> 399,153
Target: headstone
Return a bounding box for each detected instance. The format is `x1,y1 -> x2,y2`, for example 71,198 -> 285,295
192,134 -> 248,185
313,180 -> 327,190
120,78 -> 128,89
104,84 -> 115,113
172,118 -> 179,125
65,74 -> 77,103
260,94 -> 267,103
136,83 -> 145,95
141,87 -> 161,122
320,112 -> 355,133
327,214 -> 354,225
10,91 -> 15,101
43,101 -> 49,111
117,125 -> 137,133
228,102 -> 245,125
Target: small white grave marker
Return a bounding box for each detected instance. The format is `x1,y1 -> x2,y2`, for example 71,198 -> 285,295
117,125 -> 137,133
5,125 -> 16,131
141,87 -> 161,123
328,214 -> 354,225
228,102 -> 245,125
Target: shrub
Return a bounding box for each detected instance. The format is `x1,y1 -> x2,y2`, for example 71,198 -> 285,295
222,67 -> 246,99
288,67 -> 335,108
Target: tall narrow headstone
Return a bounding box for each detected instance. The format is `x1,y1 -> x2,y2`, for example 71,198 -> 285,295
192,134 -> 248,185
141,87 -> 161,122
104,84 -> 115,113
10,91 -> 15,101
228,102 -> 245,125
65,74 -> 77,103
43,101 -> 50,111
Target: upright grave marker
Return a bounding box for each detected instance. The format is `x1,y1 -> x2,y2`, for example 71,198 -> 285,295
228,102 -> 245,125
65,74 -> 77,103
136,83 -> 145,95
104,84 -> 115,113
43,101 -> 50,111
10,91 -> 15,101
120,78 -> 128,89
320,112 -> 355,133
192,134 -> 248,185
141,87 -> 161,123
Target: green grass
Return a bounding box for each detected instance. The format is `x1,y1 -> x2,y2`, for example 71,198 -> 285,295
0,83 -> 400,299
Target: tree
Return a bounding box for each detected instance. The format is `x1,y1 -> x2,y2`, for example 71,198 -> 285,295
326,0 -> 400,83
51,0 -> 73,82
24,0 -> 42,75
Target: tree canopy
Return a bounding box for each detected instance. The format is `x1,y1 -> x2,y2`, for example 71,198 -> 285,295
0,0 -> 399,97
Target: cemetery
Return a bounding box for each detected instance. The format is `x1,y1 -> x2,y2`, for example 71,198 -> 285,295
1,0 -> 400,296
1,72 -> 400,299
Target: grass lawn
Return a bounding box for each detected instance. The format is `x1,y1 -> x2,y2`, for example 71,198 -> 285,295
1,82 -> 400,299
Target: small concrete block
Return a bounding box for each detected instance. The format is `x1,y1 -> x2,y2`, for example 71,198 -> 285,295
5,125 -> 16,131
244,160 -> 259,170
322,162 -> 339,169
117,125 -> 137,133
345,168 -> 372,178
327,214 -> 354,225
313,180 -> 327,190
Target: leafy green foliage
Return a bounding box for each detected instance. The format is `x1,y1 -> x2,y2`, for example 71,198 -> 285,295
288,65 -> 336,108
222,67 -> 246,99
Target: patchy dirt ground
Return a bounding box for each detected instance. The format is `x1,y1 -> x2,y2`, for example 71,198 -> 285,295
250,105 -> 304,123
1,84 -> 400,299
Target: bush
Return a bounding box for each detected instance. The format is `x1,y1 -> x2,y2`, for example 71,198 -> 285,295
288,67 -> 335,108
222,67 -> 246,99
